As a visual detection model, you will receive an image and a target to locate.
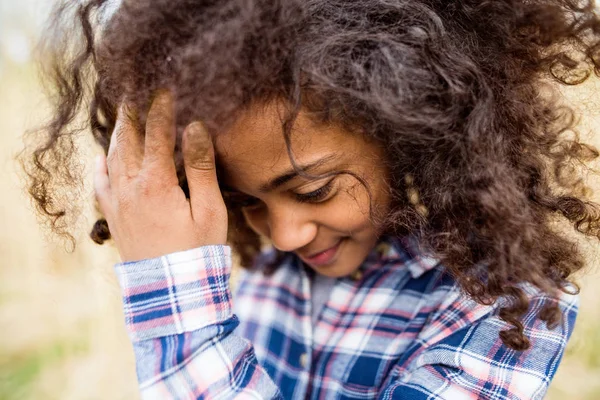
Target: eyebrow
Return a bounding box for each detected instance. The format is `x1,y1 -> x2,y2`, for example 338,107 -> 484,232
259,154 -> 337,193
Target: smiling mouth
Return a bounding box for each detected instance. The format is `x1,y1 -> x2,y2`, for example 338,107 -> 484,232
300,240 -> 343,267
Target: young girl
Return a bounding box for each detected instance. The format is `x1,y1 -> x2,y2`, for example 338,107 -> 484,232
24,0 -> 600,398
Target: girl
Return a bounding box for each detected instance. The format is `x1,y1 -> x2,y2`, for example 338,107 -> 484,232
23,0 -> 600,398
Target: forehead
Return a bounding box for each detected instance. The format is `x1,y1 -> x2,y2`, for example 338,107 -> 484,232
213,102 -> 360,190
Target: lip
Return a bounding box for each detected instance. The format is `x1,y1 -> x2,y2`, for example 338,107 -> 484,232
300,240 -> 343,267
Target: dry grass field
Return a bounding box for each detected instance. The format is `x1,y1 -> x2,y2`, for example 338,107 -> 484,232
1,31 -> 600,400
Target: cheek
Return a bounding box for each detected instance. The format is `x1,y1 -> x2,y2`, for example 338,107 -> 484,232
335,174 -> 392,236
318,184 -> 377,234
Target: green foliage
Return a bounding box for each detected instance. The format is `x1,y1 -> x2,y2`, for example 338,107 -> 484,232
0,339 -> 89,400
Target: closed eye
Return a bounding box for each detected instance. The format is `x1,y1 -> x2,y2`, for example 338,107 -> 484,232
294,179 -> 335,203
222,177 -> 337,209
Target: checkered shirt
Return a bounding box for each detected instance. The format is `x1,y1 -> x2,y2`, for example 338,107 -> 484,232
114,237 -> 578,399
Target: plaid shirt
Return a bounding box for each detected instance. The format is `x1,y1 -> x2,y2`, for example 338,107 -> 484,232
114,237 -> 578,399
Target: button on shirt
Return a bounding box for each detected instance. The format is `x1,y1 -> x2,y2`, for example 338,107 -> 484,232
114,236 -> 578,399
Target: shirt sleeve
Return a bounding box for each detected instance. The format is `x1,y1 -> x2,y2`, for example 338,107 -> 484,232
113,245 -> 283,400
377,286 -> 579,400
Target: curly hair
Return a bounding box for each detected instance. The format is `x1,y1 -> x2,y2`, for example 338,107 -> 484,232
21,0 -> 600,351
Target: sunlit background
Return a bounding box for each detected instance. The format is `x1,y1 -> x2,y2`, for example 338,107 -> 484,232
1,1 -> 599,399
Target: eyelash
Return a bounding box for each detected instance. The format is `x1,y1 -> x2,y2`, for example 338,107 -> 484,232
294,179 -> 335,203
226,179 -> 335,209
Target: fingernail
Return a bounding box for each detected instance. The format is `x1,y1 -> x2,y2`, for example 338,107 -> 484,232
151,88 -> 172,105
118,102 -> 129,116
119,101 -> 138,123
95,154 -> 103,169
187,121 -> 205,132
186,121 -> 210,140
184,122 -> 213,161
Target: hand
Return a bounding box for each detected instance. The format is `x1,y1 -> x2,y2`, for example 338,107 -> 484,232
94,91 -> 227,262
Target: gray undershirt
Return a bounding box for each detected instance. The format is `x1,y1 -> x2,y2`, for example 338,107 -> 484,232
309,272 -> 337,327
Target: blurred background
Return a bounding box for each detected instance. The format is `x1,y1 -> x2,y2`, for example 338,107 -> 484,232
0,1 -> 599,399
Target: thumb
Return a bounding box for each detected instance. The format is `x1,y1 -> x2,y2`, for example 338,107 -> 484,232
182,121 -> 221,207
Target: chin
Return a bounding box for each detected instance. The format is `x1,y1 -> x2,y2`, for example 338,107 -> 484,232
311,256 -> 363,278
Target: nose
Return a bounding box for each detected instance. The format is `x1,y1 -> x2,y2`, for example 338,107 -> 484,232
269,206 -> 317,252
244,202 -> 317,252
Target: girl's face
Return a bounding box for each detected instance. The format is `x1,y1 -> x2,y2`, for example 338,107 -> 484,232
215,102 -> 391,277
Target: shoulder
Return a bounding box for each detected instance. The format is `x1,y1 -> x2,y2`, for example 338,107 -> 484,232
387,236 -> 579,339
386,236 -> 579,371
390,251 -> 578,399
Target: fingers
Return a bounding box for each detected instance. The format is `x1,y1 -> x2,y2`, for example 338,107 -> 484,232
106,123 -> 120,182
143,90 -> 177,180
113,103 -> 144,177
182,122 -> 221,215
101,90 -> 179,213
94,153 -> 112,217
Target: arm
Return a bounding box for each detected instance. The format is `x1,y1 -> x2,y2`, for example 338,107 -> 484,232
378,288 -> 578,400
115,245 -> 282,399
94,91 -> 281,399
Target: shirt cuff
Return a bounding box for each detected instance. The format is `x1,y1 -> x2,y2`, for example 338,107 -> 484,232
114,245 -> 233,342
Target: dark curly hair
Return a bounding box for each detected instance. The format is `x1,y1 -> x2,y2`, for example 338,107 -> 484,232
21,0 -> 600,351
